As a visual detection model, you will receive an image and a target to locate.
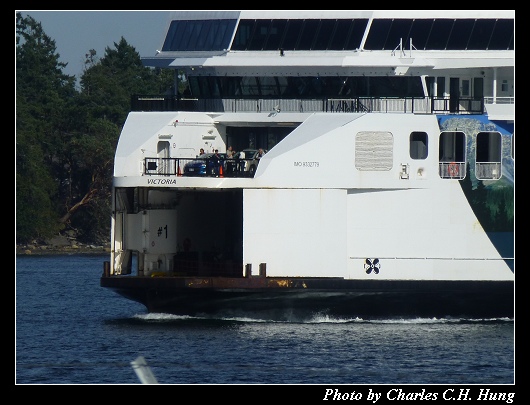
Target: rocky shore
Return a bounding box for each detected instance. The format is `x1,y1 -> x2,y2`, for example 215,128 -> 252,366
16,234 -> 110,256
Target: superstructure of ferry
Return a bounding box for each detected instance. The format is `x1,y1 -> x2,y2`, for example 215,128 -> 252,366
100,10 -> 514,320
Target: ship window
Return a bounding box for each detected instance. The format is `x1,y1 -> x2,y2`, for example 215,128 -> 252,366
437,77 -> 445,97
249,19 -> 272,50
438,131 -> 466,179
410,132 -> 428,160
488,19 -> 514,50
355,131 -> 393,171
196,77 -> 213,97
192,21 -> 210,50
446,19 -> 474,50
232,18 -> 369,51
461,80 -> 470,97
282,20 -> 304,49
467,19 -> 495,49
240,77 -> 260,96
312,20 -> 336,50
263,20 -> 288,50
186,23 -> 204,50
168,17 -> 513,52
344,19 -> 368,50
206,77 -> 221,98
259,77 -> 280,97
188,75 -> 425,99
216,20 -> 236,50
232,20 -> 255,50
426,19 -> 454,50
329,19 -> 353,50
297,20 -> 320,50
364,19 -> 393,50
475,132 -> 502,180
162,19 -> 237,51
407,19 -> 433,50
384,19 -> 414,51
474,78 -> 484,98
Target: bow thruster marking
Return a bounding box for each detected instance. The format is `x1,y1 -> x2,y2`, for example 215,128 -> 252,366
364,258 -> 380,274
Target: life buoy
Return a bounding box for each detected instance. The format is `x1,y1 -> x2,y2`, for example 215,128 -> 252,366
448,162 -> 459,177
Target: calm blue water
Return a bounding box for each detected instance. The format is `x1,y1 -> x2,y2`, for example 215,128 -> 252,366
16,254 -> 514,385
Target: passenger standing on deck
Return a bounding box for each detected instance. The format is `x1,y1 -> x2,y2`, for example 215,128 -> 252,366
226,146 -> 236,175
213,149 -> 222,176
199,148 -> 205,155
237,150 -> 246,173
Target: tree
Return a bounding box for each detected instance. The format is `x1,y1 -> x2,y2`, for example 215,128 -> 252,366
66,38 -> 174,242
16,12 -> 78,243
17,14 -> 175,245
80,37 -> 174,124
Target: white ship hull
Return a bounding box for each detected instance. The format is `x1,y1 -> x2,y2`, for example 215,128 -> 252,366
102,112 -> 514,319
101,10 -> 514,319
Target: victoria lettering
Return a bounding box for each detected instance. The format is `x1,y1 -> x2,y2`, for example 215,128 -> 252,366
147,178 -> 177,185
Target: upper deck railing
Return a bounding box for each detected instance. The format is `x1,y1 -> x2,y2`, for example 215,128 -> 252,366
483,96 -> 515,105
131,95 -> 490,115
145,156 -> 259,178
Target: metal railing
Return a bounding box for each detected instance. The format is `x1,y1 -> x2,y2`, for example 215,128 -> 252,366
144,157 -> 258,178
483,96 -> 514,105
475,162 -> 502,180
439,162 -> 466,179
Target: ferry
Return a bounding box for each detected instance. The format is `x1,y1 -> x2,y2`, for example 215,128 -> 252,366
100,10 -> 514,320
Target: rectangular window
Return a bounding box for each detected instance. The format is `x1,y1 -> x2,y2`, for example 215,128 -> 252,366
436,77 -> 445,97
476,132 -> 502,180
438,131 -> 466,179
461,79 -> 470,97
410,132 -> 428,159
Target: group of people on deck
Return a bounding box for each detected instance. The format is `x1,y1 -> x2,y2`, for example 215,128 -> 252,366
197,146 -> 265,176
199,146 -> 265,159
227,146 -> 265,159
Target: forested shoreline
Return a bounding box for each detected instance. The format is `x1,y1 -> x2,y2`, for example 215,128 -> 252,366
16,12 -> 182,247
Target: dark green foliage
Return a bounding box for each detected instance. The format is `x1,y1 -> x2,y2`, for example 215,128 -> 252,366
16,12 -> 178,244
16,12 -> 75,242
